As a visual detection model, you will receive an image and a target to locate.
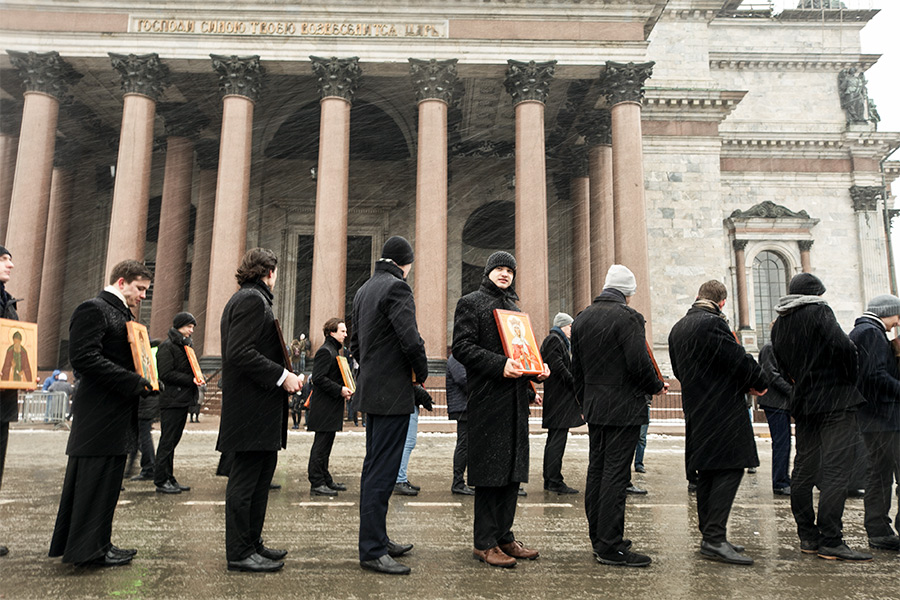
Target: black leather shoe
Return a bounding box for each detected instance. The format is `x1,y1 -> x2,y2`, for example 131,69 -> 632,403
868,535 -> 900,551
78,550 -> 133,567
800,540 -> 819,554
634,465 -> 646,473
387,540 -> 413,557
258,546 -> 288,560
517,487 -> 527,497
700,540 -> 753,565
109,545 -> 137,558
727,541 -> 745,553
406,481 -> 421,491
747,467 -> 757,474
130,473 -> 153,481
328,482 -> 347,491
594,549 -> 651,567
773,486 -> 791,496
170,478 -> 190,491
687,482 -> 698,493
626,485 -> 647,495
451,484 -> 475,496
549,484 -> 579,495
269,483 -> 281,490
393,482 -> 418,496
360,554 -> 410,575
817,543 -> 873,561
227,552 -> 284,572
311,484 -> 338,496
0,545 -> 8,557
156,481 -> 182,494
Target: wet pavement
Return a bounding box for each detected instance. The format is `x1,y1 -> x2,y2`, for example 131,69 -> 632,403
0,422 -> 897,600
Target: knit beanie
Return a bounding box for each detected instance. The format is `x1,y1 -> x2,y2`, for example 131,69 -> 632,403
0,245 -> 9,258
866,294 -> 900,318
788,273 -> 826,296
173,312 -> 197,329
553,312 -> 574,328
381,236 -> 414,265
483,251 -> 517,276
604,265 -> 637,297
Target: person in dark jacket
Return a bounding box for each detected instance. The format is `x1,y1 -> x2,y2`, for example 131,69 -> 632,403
572,264 -> 665,568
849,294 -> 900,552
452,251 -> 548,569
49,260 -> 155,567
217,248 -> 301,573
758,338 -> 793,496
125,372 -> 159,481
771,273 -> 871,562
540,312 -> 584,495
669,280 -> 767,566
153,312 -> 201,494
307,317 -> 351,496
0,246 -> 18,557
351,236 -> 429,575
446,353 -> 474,495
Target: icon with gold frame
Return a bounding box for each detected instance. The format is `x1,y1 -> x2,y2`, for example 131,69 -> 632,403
126,321 -> 159,391
0,318 -> 38,390
493,309 -> 544,375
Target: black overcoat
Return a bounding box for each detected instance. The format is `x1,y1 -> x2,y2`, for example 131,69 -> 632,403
217,281 -> 289,453
307,335 -> 346,432
445,354 -> 468,419
66,291 -> 144,456
757,343 -> 791,412
350,260 -> 428,416
668,305 -> 766,471
157,327 -> 199,409
0,283 -> 20,423
849,316 -> 900,432
539,328 -> 584,430
452,277 -> 533,487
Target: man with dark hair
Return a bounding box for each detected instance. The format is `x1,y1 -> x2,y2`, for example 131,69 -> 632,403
49,259 -> 155,566
669,280 -> 767,565
307,317 -> 351,496
217,248 -> 301,572
772,273 -> 872,561
0,246 -> 17,557
352,235 -> 428,575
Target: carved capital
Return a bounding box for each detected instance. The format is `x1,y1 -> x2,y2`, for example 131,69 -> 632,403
577,109 -> 612,146
194,138 -> 220,170
601,61 -> 654,106
109,53 -> 170,101
798,240 -> 814,252
849,185 -> 883,212
409,58 -> 461,105
0,99 -> 22,136
311,56 -> 361,102
505,60 -> 556,106
732,239 -> 748,252
210,55 -> 265,102
7,50 -> 81,101
158,103 -> 210,139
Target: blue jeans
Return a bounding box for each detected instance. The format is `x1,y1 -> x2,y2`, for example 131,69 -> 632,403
634,405 -> 650,468
396,409 -> 419,483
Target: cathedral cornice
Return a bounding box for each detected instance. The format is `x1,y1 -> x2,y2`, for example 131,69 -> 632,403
642,88 -> 745,122
710,52 -> 879,72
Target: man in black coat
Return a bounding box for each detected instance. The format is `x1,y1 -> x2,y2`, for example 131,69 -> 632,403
351,236 -> 428,575
758,340 -> 793,496
771,273 -> 871,561
669,280 -> 767,566
217,248 -> 301,573
572,264 -> 665,568
307,317 -> 351,496
540,312 -> 584,495
0,246 -> 19,557
452,251 -> 549,569
446,353 -> 474,496
49,260 -> 155,567
153,311 -> 201,494
849,294 -> 900,552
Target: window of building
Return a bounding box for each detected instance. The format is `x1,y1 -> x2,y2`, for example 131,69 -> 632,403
753,250 -> 789,347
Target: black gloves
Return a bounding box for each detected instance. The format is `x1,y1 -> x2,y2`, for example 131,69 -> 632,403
134,377 -> 158,397
413,384 -> 433,412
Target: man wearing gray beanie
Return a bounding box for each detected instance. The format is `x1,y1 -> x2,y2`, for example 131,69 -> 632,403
849,294 -> 900,552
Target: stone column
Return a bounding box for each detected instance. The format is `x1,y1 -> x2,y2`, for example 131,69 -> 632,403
104,53 -> 170,276
798,240 -> 813,273
203,55 -> 265,357
579,109 -> 613,297
410,58 -> 460,360
505,60 -> 556,341
308,56 -> 360,350
188,139 -> 219,354
5,50 -> 80,321
604,61 -> 655,338
0,100 -> 22,243
732,239 -> 750,330
850,185 -> 891,304
569,147 -> 592,312
36,141 -> 78,369
149,104 -> 209,338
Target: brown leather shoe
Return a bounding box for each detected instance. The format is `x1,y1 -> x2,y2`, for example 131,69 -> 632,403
499,540 -> 539,560
473,546 -> 517,568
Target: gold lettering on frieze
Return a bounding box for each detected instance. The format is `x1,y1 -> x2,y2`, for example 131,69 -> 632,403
130,17 -> 445,38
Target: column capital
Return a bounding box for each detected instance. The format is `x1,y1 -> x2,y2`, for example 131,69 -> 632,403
158,103 -> 210,139
602,61 -> 654,106
109,53 -> 170,101
577,109 -> 612,146
310,56 -> 361,103
798,239 -> 814,252
195,138 -> 220,170
210,54 -> 265,102
504,60 -> 556,106
849,185 -> 883,212
0,99 -> 22,136
7,50 -> 81,101
409,58 -> 462,105
54,139 -> 82,169
732,239 -> 748,252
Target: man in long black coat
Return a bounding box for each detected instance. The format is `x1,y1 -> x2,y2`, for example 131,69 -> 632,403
771,273 -> 871,561
669,280 -> 767,565
572,264 -> 665,568
540,312 -> 584,495
49,260 -> 155,567
307,317 -> 351,496
217,248 -> 301,573
0,246 -> 19,557
351,236 -> 428,575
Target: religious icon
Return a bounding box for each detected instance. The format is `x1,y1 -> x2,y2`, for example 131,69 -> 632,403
185,346 -> 205,385
126,321 -> 159,391
493,309 -> 544,375
0,318 -> 37,390
337,356 -> 356,393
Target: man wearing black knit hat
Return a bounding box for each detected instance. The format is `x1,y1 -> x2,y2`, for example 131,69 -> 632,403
771,273 -> 872,561
0,246 -> 17,557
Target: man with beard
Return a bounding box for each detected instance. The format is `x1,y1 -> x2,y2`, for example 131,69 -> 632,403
0,246 -> 19,557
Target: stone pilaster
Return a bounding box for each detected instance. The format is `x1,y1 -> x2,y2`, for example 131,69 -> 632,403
849,186 -> 890,304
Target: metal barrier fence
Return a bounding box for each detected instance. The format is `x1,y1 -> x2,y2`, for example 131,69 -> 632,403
20,391 -> 70,428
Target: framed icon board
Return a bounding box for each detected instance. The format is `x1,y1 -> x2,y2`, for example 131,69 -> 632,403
492,309 -> 544,376
0,318 -> 38,390
185,346 -> 205,385
125,321 -> 160,391
337,356 -> 356,393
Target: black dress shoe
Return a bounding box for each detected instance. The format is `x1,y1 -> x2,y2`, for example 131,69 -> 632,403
257,546 -> 288,560
817,543 -> 873,561
227,552 -> 284,572
328,482 -> 347,491
549,484 -> 579,495
109,545 -> 138,558
360,554 -> 410,575
451,484 -> 475,496
727,541 -> 745,553
868,535 -> 900,551
170,478 -> 190,491
800,539 -> 819,554
517,487 -> 527,497
634,465 -> 646,473
311,484 -> 338,496
626,485 -> 647,495
700,540 -> 753,565
0,545 -> 8,557
773,486 -> 791,496
393,482 -> 418,496
406,481 -> 421,491
688,482 -> 698,493
594,549 -> 651,567
387,540 -> 413,557
269,483 -> 282,490
78,550 -> 133,567
156,481 -> 182,494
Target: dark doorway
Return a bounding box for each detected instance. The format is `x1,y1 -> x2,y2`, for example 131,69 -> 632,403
345,236 -> 373,332
294,235 -> 314,340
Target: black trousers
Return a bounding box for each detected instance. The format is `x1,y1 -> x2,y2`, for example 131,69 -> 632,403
862,430 -> 900,538
585,423 -> 640,554
154,406 -> 188,487
452,418 -> 468,488
543,428 -> 570,489
224,450 -> 278,561
847,427 -> 869,491
792,410 -> 856,547
307,431 -> 336,488
358,413 -> 408,561
762,407 -> 792,490
126,417 -> 155,477
696,468 -> 744,544
0,421 -> 8,489
473,482 -> 519,550
49,455 -> 126,564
